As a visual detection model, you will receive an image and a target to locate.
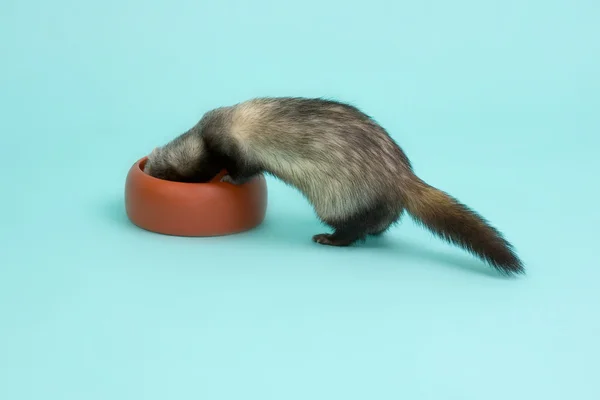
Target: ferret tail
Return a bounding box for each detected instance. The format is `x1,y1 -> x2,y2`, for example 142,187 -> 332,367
404,176 -> 524,275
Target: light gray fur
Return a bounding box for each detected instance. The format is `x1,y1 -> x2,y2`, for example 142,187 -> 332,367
202,98 -> 410,222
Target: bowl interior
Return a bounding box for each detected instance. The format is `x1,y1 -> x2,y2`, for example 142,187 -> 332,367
139,158 -> 148,171
137,157 -> 226,184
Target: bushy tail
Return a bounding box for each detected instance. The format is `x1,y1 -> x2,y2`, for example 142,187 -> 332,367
404,177 -> 524,275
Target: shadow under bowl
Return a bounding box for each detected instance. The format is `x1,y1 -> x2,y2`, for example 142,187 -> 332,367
125,157 -> 268,236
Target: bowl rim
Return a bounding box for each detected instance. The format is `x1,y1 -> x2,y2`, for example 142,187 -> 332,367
133,156 -> 230,188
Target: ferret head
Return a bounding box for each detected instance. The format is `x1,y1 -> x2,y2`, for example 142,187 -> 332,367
143,147 -> 188,182
143,133 -> 222,183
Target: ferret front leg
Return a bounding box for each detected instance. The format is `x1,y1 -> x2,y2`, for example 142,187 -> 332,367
220,164 -> 261,185
221,174 -> 254,185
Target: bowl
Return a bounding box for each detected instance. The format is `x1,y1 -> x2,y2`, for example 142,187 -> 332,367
125,157 -> 268,236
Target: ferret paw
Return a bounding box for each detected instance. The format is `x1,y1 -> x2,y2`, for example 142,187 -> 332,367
312,233 -> 337,246
312,233 -> 356,247
220,175 -> 240,185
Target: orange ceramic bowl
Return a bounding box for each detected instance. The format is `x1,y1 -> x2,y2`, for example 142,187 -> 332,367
125,157 -> 268,236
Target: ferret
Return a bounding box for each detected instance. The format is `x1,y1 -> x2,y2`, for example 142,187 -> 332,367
144,97 -> 524,275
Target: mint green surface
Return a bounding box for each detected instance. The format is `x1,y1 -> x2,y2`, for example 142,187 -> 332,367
1,1 -> 599,399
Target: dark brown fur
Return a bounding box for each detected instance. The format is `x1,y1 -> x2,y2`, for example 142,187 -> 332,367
144,97 -> 524,275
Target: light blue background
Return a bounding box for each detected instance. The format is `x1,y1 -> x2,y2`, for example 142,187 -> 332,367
1,0 -> 599,399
